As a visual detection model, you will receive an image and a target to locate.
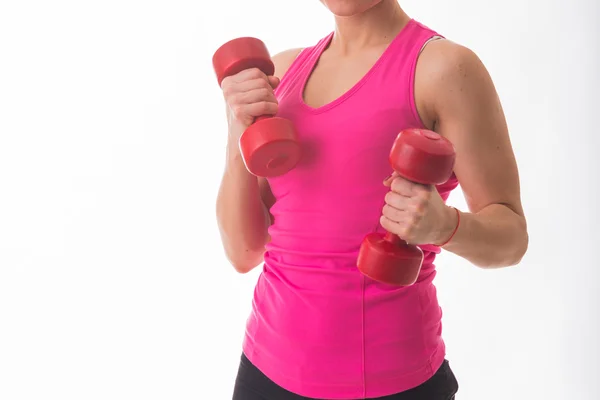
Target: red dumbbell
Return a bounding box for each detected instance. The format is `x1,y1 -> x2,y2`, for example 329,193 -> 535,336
356,129 -> 456,286
212,37 -> 301,177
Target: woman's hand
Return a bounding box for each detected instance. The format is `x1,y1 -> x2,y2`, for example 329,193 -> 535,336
381,172 -> 458,246
221,68 -> 280,143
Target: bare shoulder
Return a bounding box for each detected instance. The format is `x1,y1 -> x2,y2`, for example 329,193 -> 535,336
271,48 -> 304,79
419,38 -> 483,74
415,39 -> 494,128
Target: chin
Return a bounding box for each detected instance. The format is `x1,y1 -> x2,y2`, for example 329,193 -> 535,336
320,0 -> 385,17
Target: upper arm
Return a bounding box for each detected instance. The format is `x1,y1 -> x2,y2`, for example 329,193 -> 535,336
257,47 -> 304,218
415,40 -> 525,218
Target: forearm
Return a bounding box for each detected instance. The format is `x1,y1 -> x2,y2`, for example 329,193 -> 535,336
441,204 -> 528,268
216,145 -> 270,273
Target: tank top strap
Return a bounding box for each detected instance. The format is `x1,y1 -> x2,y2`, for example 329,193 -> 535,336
352,19 -> 442,126
274,32 -> 334,100
404,21 -> 445,127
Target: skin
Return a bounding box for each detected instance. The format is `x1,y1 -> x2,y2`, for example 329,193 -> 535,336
216,0 -> 528,272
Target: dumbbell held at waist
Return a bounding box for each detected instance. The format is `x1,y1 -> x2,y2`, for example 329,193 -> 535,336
356,129 -> 456,286
212,37 -> 301,177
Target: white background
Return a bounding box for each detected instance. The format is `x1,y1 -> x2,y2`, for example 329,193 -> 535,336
0,0 -> 598,399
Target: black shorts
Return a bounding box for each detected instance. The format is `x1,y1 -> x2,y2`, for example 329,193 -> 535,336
232,352 -> 459,400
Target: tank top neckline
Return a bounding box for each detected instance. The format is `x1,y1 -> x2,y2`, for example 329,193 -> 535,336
297,18 -> 416,114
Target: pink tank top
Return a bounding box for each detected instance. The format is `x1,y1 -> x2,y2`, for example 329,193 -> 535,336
242,19 -> 459,399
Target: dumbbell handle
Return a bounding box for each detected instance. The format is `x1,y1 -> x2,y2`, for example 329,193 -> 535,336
383,231 -> 405,246
381,223 -> 418,256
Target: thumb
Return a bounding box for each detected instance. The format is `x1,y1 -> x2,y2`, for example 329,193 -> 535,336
268,76 -> 280,89
383,171 -> 399,186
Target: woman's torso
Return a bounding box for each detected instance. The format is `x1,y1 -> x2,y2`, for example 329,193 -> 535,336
242,19 -> 459,399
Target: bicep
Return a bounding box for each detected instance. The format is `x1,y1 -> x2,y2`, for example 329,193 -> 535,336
418,42 -> 524,216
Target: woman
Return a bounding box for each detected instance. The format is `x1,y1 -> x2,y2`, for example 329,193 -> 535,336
216,1 -> 528,399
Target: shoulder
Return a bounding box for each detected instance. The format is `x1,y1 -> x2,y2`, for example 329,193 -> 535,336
270,30 -> 334,78
415,39 -> 493,125
418,38 -> 487,87
272,48 -> 304,78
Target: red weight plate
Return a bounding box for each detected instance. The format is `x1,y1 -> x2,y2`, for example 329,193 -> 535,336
212,37 -> 275,86
240,117 -> 301,177
389,129 -> 456,185
357,232 -> 424,286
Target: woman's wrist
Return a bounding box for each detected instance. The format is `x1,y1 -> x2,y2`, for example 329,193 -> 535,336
435,206 -> 461,247
225,142 -> 253,179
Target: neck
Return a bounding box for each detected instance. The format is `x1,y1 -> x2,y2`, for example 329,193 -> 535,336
331,0 -> 409,54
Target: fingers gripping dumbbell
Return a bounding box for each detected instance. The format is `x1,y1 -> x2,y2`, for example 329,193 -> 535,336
357,129 -> 456,286
213,37 -> 301,177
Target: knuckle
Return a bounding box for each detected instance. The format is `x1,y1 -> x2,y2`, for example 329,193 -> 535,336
226,91 -> 240,105
266,102 -> 278,114
261,78 -> 272,88
379,215 -> 388,228
411,201 -> 424,215
250,102 -> 268,116
221,81 -> 234,96
412,211 -> 423,224
386,221 -> 397,234
250,68 -> 265,78
382,204 -> 392,217
231,105 -> 244,119
392,179 -> 405,194
258,87 -> 270,99
399,225 -> 411,239
229,96 -> 243,110
220,76 -> 232,90
387,191 -> 399,205
384,191 -> 393,204
258,101 -> 270,113
412,210 -> 422,222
